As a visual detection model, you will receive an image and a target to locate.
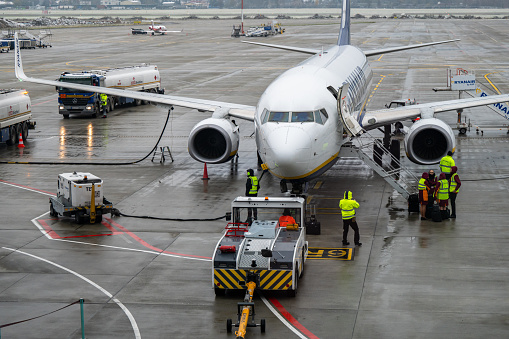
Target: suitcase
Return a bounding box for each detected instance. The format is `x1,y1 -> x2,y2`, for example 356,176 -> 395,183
431,203 -> 442,222
305,217 -> 321,235
441,208 -> 450,220
408,193 -> 419,212
425,203 -> 433,219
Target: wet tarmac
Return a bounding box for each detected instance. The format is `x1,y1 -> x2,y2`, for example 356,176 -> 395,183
0,17 -> 508,339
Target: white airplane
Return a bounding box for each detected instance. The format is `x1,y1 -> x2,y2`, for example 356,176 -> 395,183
148,20 -> 182,35
13,0 -> 509,195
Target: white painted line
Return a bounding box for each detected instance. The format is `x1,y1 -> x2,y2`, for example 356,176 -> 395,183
2,247 -> 142,339
31,212 -> 53,239
0,181 -> 55,197
260,295 -> 308,339
55,238 -> 212,262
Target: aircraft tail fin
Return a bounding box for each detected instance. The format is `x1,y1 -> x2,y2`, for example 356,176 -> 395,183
14,33 -> 28,81
338,0 -> 350,46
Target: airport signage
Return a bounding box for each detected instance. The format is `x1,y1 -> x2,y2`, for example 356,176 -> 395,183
451,74 -> 476,91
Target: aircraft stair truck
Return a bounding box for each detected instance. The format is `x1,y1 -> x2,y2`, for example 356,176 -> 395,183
56,64 -> 163,119
0,89 -> 35,146
49,172 -> 114,224
213,196 -> 308,302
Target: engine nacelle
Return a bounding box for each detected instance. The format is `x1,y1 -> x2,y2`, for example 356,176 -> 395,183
404,118 -> 455,165
188,118 -> 239,164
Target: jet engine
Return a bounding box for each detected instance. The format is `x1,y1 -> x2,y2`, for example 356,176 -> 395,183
404,118 -> 455,165
188,118 -> 239,164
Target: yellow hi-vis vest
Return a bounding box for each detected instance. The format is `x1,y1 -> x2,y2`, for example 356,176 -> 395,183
418,178 -> 428,191
100,93 -> 108,106
439,155 -> 455,173
339,191 -> 359,220
437,179 -> 449,200
248,176 -> 258,195
449,173 -> 459,193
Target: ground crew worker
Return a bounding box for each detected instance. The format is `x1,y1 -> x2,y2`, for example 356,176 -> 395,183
100,93 -> 108,118
439,151 -> 455,180
339,190 -> 361,246
278,208 -> 296,227
245,169 -> 260,222
427,169 -> 438,202
418,172 -> 431,220
448,166 -> 461,219
435,172 -> 449,213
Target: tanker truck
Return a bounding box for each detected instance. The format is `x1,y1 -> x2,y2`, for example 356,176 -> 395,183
57,64 -> 163,119
0,89 -> 36,146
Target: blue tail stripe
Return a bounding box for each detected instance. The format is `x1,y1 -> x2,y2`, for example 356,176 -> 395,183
338,0 -> 350,46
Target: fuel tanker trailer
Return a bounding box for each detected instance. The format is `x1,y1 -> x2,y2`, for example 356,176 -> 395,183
0,89 -> 35,146
56,64 -> 163,118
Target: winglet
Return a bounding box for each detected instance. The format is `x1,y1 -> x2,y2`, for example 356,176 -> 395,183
14,33 -> 28,81
338,0 -> 350,46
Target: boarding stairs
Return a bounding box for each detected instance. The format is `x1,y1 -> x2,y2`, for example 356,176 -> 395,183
336,84 -> 418,200
340,133 -> 418,200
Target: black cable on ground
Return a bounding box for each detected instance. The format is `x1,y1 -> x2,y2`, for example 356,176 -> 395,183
0,106 -> 173,166
116,211 -> 227,222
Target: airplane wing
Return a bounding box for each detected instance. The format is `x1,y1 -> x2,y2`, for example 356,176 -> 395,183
360,94 -> 509,129
13,33 -> 255,122
363,39 -> 460,57
241,41 -> 321,55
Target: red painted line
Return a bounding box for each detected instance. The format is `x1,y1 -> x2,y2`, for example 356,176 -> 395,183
0,179 -> 55,196
269,298 -> 320,339
32,98 -> 55,106
39,219 -> 123,239
106,218 -> 212,260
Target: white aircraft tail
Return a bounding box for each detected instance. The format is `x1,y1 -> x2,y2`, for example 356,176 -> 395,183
14,33 -> 28,81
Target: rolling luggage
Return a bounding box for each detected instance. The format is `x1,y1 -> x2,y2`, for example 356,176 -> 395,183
425,202 -> 433,219
408,193 -> 419,212
431,203 -> 442,222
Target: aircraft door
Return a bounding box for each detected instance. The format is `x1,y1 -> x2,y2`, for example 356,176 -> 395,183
337,83 -> 363,137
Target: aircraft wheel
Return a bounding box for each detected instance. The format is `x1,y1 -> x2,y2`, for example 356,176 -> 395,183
133,98 -> 142,106
459,128 -> 467,134
287,265 -> 298,297
63,114 -> 69,119
260,319 -> 266,333
226,319 -> 232,333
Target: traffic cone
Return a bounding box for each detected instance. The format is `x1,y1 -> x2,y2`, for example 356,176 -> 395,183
202,163 -> 210,180
17,132 -> 25,148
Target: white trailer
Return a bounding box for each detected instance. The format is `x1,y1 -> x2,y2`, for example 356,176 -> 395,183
57,64 -> 163,118
49,172 -> 114,224
0,89 -> 35,146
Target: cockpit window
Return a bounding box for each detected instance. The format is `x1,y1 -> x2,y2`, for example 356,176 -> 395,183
268,111 -> 289,123
261,109 -> 328,124
291,112 -> 314,123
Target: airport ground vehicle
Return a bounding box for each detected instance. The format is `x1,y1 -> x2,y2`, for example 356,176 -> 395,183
57,64 -> 162,118
0,41 -> 9,53
213,196 -> 308,297
0,89 -> 35,146
49,172 -> 114,224
244,22 -> 284,37
131,28 -> 147,35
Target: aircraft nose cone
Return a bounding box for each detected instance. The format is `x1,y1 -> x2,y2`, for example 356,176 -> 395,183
265,126 -> 311,178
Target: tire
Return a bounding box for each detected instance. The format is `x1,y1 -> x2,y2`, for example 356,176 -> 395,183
214,287 -> 226,296
260,319 -> 266,333
75,212 -> 84,224
50,203 -> 58,217
287,266 -> 298,297
21,121 -> 28,143
109,98 -> 115,112
6,125 -> 17,146
133,98 -> 142,106
63,114 -> 69,119
95,214 -> 103,223
459,128 -> 467,134
226,319 -> 232,333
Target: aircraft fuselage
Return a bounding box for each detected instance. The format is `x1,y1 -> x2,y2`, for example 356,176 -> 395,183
255,45 -> 372,181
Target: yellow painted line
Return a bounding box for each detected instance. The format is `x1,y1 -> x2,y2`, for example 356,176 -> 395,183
306,195 -> 313,205
313,181 -> 323,189
484,72 -> 502,95
376,54 -> 384,62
